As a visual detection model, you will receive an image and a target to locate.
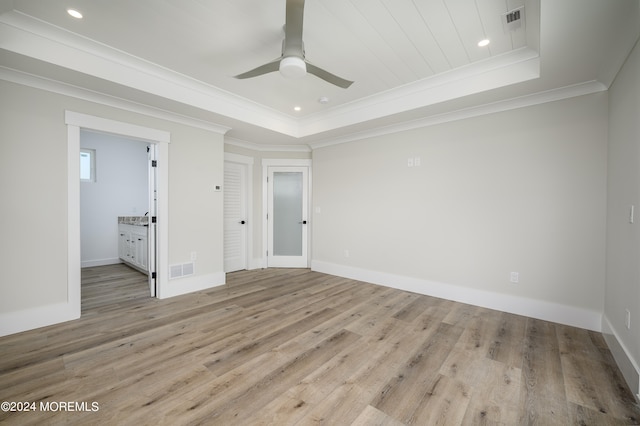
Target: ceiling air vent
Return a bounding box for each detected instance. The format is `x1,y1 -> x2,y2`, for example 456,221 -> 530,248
505,10 -> 520,23
503,7 -> 525,32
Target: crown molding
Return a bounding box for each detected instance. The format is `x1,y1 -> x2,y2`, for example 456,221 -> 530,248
298,47 -> 540,137
225,136 -> 311,153
308,80 -> 607,150
2,61 -> 605,154
0,66 -> 231,135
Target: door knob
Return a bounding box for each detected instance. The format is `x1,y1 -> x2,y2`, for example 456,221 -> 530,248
299,220 -> 307,224
240,220 -> 246,224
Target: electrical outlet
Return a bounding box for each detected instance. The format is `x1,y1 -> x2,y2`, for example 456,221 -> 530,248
510,272 -> 519,283
625,309 -> 631,329
407,158 -> 414,167
191,251 -> 197,261
344,249 -> 350,258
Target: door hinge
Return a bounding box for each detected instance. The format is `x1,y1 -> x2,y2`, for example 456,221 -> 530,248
151,160 -> 157,167
151,216 -> 157,223
151,272 -> 156,279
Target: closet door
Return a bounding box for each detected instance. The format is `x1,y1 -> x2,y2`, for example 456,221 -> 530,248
224,161 -> 248,272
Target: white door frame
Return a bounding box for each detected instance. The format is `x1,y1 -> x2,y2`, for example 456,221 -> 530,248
262,159 -> 312,268
224,153 -> 254,271
147,143 -> 158,297
66,111 -> 170,313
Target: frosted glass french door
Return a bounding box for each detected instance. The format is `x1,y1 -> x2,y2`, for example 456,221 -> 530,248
267,167 -> 309,267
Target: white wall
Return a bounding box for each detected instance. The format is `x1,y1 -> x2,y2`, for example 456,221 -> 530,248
604,38 -> 640,397
0,81 -> 69,314
0,79 -> 225,334
312,93 -> 608,331
80,130 -> 148,267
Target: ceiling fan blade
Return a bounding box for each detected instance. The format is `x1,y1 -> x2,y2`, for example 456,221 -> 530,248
234,58 -> 282,79
306,62 -> 354,88
283,0 -> 305,57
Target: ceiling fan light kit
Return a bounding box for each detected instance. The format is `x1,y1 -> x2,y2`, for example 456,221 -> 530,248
279,56 -> 307,79
234,0 -> 353,89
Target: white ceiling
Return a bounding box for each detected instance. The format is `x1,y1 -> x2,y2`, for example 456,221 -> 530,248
0,0 -> 638,148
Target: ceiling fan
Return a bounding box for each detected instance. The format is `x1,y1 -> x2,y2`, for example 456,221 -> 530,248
234,0 -> 354,89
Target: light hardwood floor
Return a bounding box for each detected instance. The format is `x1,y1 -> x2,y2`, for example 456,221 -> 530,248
0,265 -> 639,425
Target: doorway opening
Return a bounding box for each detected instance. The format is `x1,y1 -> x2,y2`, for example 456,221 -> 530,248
79,130 -> 157,305
66,111 -> 170,318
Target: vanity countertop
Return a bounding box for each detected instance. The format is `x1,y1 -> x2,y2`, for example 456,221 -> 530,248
118,216 -> 149,226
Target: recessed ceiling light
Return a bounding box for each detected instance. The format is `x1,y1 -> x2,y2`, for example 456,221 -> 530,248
478,39 -> 490,47
294,106 -> 301,112
318,96 -> 330,104
67,9 -> 83,19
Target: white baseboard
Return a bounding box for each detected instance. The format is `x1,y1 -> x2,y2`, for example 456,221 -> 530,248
602,315 -> 640,401
311,260 -> 602,332
159,272 -> 226,299
250,257 -> 266,270
0,271 -> 226,336
0,301 -> 80,337
81,257 -> 121,268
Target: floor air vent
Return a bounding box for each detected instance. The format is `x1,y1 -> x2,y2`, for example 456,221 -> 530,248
503,7 -> 524,32
170,262 -> 195,279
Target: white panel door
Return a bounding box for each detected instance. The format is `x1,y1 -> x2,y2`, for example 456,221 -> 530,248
267,166 -> 309,268
224,161 -> 248,272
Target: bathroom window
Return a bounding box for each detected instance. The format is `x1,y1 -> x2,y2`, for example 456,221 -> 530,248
80,148 -> 96,182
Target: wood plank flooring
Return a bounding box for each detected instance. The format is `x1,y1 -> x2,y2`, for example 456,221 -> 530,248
0,265 -> 638,425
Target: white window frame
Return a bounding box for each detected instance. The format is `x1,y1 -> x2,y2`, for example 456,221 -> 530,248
80,148 -> 96,182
